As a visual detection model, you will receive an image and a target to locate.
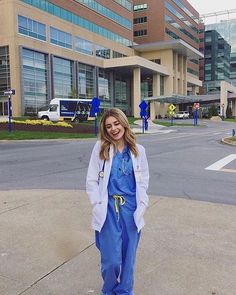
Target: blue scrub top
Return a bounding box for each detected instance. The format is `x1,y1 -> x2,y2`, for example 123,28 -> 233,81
108,146 -> 136,210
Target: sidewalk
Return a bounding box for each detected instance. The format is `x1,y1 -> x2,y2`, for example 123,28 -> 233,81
131,120 -> 175,134
0,189 -> 235,295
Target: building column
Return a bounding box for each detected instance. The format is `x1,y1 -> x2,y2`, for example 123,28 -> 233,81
182,57 -> 187,94
178,55 -> 184,94
133,67 -> 141,117
173,52 -> 178,94
150,73 -> 161,120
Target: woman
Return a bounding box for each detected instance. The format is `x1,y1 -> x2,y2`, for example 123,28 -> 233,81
86,108 -> 149,295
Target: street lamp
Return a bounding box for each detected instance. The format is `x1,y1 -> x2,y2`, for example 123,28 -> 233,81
4,89 -> 15,132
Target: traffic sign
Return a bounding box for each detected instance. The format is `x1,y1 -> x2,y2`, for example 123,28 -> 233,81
168,104 -> 176,112
4,89 -> 15,95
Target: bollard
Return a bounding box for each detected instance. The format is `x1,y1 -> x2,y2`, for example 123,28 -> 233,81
232,129 -> 235,137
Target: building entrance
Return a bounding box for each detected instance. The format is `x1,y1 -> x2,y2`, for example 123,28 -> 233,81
0,100 -> 8,116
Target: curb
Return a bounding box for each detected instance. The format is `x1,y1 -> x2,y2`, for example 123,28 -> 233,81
221,137 -> 236,146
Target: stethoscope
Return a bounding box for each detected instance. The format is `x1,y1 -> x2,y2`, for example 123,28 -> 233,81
98,150 -> 130,179
98,160 -> 105,179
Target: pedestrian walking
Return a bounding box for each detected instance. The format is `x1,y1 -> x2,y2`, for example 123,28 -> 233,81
86,108 -> 149,295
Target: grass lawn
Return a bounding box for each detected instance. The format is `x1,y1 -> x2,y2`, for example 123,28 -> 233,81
153,120 -> 197,127
0,130 -> 96,140
0,115 -> 139,140
224,118 -> 236,123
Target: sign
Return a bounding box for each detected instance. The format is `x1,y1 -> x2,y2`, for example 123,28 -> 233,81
168,104 -> 176,116
4,89 -> 15,95
193,102 -> 200,109
168,104 -> 176,112
139,100 -> 148,117
90,97 -> 100,117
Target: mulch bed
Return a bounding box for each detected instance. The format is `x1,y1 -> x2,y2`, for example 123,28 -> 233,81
0,122 -> 94,134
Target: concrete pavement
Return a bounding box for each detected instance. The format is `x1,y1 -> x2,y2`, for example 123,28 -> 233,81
0,189 -> 235,295
131,120 -> 175,134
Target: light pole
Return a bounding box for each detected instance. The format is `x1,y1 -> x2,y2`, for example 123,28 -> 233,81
4,89 -> 15,133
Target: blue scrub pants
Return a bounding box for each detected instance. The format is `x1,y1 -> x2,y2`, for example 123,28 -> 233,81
95,196 -> 140,295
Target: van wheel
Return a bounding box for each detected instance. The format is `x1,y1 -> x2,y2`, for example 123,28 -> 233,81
41,116 -> 49,121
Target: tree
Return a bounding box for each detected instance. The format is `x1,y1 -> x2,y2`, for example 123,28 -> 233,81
208,104 -> 218,118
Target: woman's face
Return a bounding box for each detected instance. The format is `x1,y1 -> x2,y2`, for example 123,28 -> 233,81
105,116 -> 125,142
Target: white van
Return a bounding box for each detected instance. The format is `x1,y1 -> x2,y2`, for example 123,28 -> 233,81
37,98 -> 92,122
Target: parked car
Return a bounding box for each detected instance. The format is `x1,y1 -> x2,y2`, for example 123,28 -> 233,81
174,111 -> 190,119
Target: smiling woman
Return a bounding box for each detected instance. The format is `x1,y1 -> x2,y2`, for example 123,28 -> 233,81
86,108 -> 149,295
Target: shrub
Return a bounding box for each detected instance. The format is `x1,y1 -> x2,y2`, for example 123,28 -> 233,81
208,105 -> 219,118
226,105 -> 233,119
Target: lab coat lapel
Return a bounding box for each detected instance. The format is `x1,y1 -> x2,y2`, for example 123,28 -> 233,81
131,151 -> 138,170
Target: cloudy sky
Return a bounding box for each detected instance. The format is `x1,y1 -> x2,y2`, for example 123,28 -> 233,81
189,0 -> 236,23
189,0 -> 235,14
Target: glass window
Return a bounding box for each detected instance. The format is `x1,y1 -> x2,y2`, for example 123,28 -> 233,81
133,3 -> 148,11
115,75 -> 129,113
98,69 -> 111,108
75,37 -> 93,55
134,16 -> 147,24
50,27 -> 72,49
20,0 -> 132,47
165,28 -> 180,40
78,63 -> 95,99
165,2 -> 199,34
113,51 -> 127,58
134,29 -> 147,37
75,0 -> 132,30
171,0 -> 199,24
96,45 -> 111,59
53,56 -> 73,98
0,46 -> 11,97
160,75 -> 164,95
115,0 -> 132,11
18,15 -> 46,41
22,48 -> 48,115
165,15 -> 199,43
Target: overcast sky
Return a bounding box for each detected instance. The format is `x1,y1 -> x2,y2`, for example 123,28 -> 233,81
188,0 -> 236,23
189,0 -> 235,14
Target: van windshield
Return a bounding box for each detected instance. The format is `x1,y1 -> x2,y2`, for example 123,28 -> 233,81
49,104 -> 58,112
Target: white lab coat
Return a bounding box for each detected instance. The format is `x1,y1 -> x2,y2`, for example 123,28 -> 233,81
86,141 -> 149,232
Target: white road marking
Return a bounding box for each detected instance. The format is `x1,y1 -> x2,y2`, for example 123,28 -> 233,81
205,154 -> 236,172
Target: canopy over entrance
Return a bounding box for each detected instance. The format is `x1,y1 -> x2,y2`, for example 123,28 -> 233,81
143,94 -> 220,104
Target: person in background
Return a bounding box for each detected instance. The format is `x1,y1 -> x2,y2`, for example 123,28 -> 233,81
86,108 -> 149,295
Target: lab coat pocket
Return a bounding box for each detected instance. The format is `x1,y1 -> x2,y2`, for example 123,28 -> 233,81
134,201 -> 147,222
92,202 -> 102,225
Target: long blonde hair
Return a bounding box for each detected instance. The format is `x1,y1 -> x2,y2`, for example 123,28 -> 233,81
99,108 -> 138,160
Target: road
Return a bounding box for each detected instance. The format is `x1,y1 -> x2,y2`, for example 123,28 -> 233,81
0,119 -> 235,205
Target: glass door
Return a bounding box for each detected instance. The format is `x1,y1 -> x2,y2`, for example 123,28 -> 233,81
0,100 -> 8,116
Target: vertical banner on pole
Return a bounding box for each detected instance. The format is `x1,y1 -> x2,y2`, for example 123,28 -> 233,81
90,97 -> 100,136
139,100 -> 148,133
